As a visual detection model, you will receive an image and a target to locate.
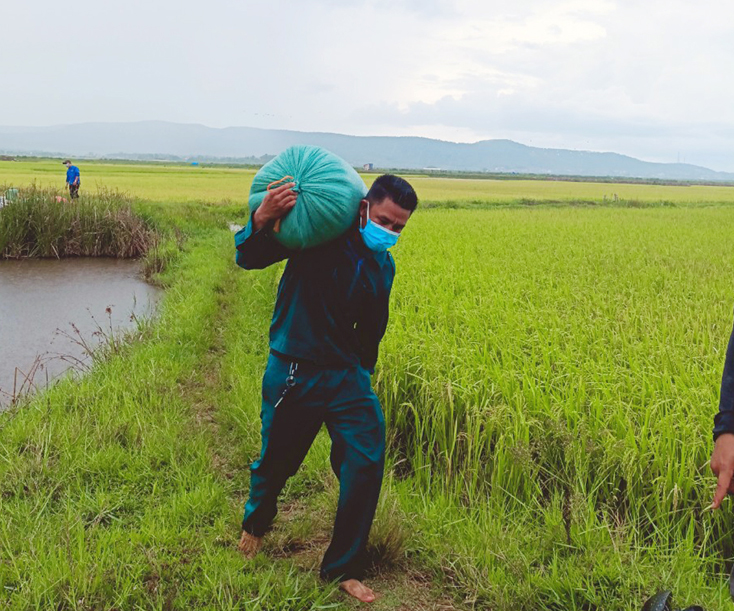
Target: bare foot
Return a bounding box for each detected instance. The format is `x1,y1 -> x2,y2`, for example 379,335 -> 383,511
340,579 -> 377,603
238,530 -> 263,559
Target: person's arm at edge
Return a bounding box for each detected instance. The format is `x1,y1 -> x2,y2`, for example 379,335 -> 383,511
711,319 -> 734,508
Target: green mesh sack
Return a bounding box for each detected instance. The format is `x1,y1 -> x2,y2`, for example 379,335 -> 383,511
248,145 -> 367,250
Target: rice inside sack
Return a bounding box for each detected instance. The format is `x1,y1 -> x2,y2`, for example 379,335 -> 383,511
248,146 -> 368,250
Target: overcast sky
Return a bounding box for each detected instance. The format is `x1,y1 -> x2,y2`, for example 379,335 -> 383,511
3,0 -> 734,170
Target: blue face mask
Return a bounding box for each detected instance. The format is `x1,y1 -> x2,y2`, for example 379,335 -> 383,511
359,202 -> 400,252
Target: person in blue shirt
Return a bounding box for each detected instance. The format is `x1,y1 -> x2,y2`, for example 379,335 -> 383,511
63,160 -> 80,199
234,174 -> 417,603
710,319 -> 734,508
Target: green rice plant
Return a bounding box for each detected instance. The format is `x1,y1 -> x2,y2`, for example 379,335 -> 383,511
0,185 -> 157,259
373,206 -> 734,607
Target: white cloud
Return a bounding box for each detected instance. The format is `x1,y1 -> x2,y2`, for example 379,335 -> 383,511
1,0 -> 734,169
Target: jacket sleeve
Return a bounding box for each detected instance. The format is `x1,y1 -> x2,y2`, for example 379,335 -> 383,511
357,256 -> 395,373
714,319 -> 734,440
234,212 -> 291,270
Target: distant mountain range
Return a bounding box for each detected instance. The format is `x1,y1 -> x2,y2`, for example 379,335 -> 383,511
1,121 -> 732,181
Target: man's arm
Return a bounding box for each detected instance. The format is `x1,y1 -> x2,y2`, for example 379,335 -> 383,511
235,182 -> 297,270
356,257 -> 395,373
234,214 -> 290,270
710,319 -> 734,508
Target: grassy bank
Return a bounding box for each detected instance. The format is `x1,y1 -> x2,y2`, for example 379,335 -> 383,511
0,186 -> 156,259
0,213 -> 344,609
0,201 -> 444,609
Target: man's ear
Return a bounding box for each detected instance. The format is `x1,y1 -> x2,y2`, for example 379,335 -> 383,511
358,199 -> 369,227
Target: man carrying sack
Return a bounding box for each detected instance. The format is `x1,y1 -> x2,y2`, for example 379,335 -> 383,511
234,174 -> 418,603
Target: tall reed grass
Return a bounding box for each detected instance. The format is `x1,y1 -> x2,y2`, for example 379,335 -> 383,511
0,185 -> 156,258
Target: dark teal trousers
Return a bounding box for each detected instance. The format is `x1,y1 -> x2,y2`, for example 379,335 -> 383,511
242,353 -> 386,582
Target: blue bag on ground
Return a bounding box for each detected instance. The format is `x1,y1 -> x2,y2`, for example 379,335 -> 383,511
248,145 -> 367,250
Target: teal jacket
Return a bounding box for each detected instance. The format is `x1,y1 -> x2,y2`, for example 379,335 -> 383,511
235,216 -> 395,372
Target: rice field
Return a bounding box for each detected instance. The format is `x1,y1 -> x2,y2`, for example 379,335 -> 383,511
5,158 -> 734,206
2,160 -> 734,609
377,206 -> 734,607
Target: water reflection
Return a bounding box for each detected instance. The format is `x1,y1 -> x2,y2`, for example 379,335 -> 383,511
0,258 -> 161,405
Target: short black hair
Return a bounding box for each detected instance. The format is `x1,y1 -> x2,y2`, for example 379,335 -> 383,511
366,174 -> 418,212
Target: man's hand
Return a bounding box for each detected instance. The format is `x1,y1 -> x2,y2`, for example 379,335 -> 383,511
711,433 -> 734,508
252,182 -> 297,231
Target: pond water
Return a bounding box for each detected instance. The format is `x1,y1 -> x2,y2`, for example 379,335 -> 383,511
0,258 -> 161,406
